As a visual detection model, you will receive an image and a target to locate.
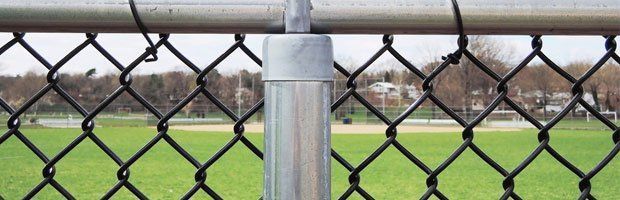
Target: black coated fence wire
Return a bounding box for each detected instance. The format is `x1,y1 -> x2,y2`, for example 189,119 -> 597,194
0,1 -> 618,199
128,0 -> 159,62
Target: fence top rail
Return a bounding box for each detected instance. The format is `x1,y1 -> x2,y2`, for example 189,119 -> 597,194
0,0 -> 618,35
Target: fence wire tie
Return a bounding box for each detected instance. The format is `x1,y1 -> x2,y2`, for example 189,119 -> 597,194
129,0 -> 159,62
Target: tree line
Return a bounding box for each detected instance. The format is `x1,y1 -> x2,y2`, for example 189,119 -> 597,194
0,36 -> 618,118
335,36 -> 620,119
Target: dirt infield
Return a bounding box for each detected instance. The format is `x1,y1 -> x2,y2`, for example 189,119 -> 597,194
170,124 -> 521,134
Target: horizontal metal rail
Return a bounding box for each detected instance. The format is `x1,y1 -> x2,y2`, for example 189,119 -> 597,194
0,0 -> 619,35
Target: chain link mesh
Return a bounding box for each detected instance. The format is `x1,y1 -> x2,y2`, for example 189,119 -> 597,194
331,34 -> 619,200
0,30 -> 618,199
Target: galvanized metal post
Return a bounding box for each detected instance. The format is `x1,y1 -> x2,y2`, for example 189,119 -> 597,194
284,0 -> 311,33
263,0 -> 333,199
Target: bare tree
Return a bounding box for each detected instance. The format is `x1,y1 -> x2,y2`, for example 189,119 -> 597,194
600,63 -> 620,112
519,64 -> 564,119
565,61 -> 603,111
422,36 -> 513,120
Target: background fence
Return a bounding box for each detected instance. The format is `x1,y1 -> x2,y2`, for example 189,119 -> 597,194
0,0 -> 619,199
3,104 -> 617,130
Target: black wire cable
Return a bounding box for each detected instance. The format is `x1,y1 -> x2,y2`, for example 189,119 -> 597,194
451,0 -> 465,45
129,0 -> 158,62
443,0 -> 468,64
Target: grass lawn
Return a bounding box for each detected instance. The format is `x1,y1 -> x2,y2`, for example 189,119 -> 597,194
0,127 -> 619,199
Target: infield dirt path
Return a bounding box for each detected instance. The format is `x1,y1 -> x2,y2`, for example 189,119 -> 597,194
170,124 -> 520,134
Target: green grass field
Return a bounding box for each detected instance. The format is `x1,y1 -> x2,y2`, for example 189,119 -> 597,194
1,127 -> 619,199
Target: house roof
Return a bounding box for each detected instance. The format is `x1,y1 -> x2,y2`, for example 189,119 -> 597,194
368,82 -> 397,89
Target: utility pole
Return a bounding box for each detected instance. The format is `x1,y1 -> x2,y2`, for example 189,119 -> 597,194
238,73 -> 242,116
382,77 -> 386,114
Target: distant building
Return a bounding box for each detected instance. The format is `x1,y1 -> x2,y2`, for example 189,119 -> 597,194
520,90 -> 597,112
368,82 -> 401,99
402,85 -> 421,99
569,92 -> 596,112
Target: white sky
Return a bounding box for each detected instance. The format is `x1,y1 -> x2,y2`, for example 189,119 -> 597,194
0,33 -> 612,76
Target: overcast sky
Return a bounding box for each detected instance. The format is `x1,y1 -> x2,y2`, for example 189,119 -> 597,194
0,33 -> 612,76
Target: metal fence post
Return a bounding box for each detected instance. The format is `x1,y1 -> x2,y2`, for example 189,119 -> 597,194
263,0 -> 333,199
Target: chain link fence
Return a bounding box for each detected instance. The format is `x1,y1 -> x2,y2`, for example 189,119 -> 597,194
1,32 -> 619,200
330,34 -> 619,199
1,0 -> 619,199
